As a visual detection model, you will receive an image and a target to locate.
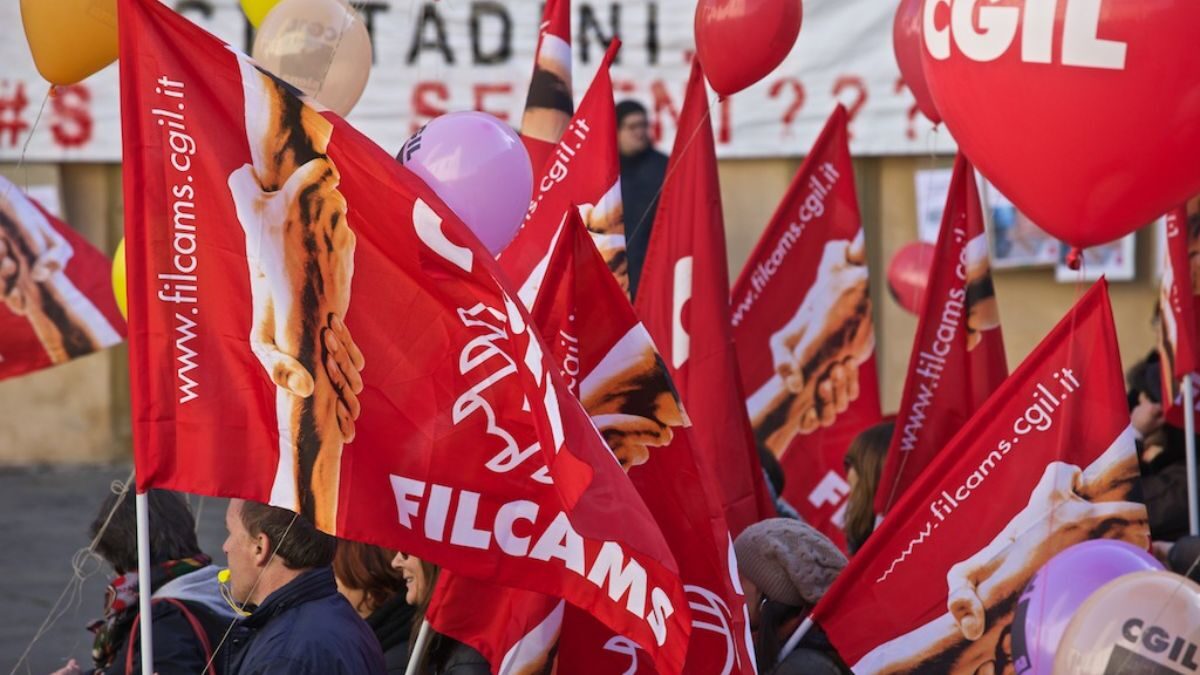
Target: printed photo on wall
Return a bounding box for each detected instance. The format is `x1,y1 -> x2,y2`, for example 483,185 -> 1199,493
915,168 -> 1059,269
1055,234 -> 1137,283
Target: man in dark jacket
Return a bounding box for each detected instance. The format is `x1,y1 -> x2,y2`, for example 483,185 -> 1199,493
616,100 -> 670,300
222,499 -> 386,675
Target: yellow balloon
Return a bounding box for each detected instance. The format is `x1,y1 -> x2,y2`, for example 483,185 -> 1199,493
20,0 -> 118,85
112,238 -> 127,320
240,0 -> 283,28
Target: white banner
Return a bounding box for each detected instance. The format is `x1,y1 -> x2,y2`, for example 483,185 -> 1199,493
0,0 -> 958,162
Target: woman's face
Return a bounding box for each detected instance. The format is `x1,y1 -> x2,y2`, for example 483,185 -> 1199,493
846,465 -> 860,492
391,552 -> 427,606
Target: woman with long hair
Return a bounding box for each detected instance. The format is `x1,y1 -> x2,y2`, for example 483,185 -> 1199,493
843,421 -> 894,555
735,518 -> 850,674
334,541 -> 415,674
390,553 -> 489,674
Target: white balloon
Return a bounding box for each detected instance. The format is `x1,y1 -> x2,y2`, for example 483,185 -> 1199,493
252,0 -> 371,117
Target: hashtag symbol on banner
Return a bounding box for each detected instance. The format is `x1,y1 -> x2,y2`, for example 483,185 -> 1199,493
0,81 -> 30,148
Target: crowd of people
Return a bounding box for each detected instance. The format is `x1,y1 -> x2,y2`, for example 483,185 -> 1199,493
43,354 -> 1200,675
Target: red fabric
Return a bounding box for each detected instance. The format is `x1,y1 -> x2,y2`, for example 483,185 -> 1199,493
503,40 -> 627,299
427,574 -> 562,673
634,61 -> 774,538
118,0 -> 688,670
729,106 -> 881,551
0,179 -> 124,381
543,212 -> 755,673
814,280 -> 1149,673
519,0 -> 573,173
875,155 -> 1008,516
1159,203 -> 1200,426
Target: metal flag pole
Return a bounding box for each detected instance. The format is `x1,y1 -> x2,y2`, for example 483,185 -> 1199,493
136,491 -> 155,674
778,616 -> 814,663
405,620 -> 433,675
1185,374 -> 1199,536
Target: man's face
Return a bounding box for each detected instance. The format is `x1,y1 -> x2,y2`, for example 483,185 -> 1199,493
223,499 -> 260,604
617,112 -> 650,157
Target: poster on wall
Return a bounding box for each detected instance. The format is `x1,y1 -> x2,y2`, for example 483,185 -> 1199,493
0,0 -> 958,162
1055,234 -> 1137,283
915,168 -> 1059,269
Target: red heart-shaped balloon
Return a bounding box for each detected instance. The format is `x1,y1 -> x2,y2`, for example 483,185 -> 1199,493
694,0 -> 803,98
921,0 -> 1200,249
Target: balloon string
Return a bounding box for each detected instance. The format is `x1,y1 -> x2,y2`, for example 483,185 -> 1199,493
0,84 -> 52,208
623,92 -> 718,253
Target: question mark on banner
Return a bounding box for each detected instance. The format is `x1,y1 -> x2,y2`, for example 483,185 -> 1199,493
894,77 -> 921,141
832,76 -> 868,140
768,77 -> 805,137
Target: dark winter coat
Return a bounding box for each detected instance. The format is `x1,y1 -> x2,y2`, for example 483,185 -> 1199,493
365,593 -> 415,674
620,146 -> 670,299
769,626 -> 852,675
224,567 -> 386,675
100,565 -> 235,675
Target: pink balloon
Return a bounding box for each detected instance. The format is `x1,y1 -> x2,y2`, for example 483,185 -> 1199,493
398,112 -> 532,256
1012,539 -> 1163,675
893,0 -> 939,124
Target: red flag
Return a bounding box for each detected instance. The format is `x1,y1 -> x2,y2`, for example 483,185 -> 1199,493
431,209 -> 755,673
635,61 -> 774,537
504,40 -> 627,297
875,155 -> 1008,516
427,574 -> 562,673
537,211 -> 754,673
730,106 -> 881,550
118,1 -> 689,670
0,177 -> 124,381
520,0 -> 573,175
813,280 -> 1149,674
1158,199 -> 1200,425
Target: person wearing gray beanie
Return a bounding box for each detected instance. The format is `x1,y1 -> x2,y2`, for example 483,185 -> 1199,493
734,519 -> 851,675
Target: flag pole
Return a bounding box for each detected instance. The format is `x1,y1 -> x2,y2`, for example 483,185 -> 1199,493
779,616 -> 814,663
135,491 -> 155,674
1185,374 -> 1199,536
405,620 -> 433,675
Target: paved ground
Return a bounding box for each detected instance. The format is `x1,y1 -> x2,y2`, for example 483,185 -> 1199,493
0,464 -> 228,675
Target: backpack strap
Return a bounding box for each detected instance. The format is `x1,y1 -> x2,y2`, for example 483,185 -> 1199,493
124,597 -> 218,675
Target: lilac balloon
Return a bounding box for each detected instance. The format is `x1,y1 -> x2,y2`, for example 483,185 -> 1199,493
397,111 -> 532,256
1012,539 -> 1163,675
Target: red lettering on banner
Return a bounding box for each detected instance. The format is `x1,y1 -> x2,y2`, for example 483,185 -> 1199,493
0,80 -> 30,148
412,81 -> 449,133
894,77 -> 921,141
768,77 -> 806,136
649,80 -> 680,144
832,76 -> 868,140
473,83 -> 513,122
50,84 -> 93,149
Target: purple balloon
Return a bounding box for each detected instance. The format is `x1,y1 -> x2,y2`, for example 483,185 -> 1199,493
398,111 -> 532,256
1012,539 -> 1163,675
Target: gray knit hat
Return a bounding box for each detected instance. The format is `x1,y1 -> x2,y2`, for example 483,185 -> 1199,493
734,518 -> 847,607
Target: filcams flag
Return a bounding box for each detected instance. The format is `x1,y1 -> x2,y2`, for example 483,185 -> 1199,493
730,106 -> 880,550
0,177 -> 124,381
534,211 -> 753,673
118,0 -> 690,669
503,40 -> 628,296
813,280 -> 1149,674
635,60 -> 775,537
875,155 -> 1008,516
519,0 -> 573,173
1158,198 -> 1200,425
